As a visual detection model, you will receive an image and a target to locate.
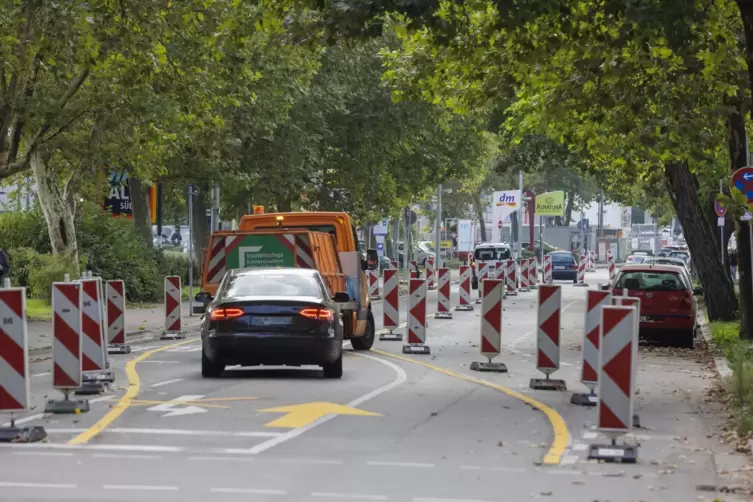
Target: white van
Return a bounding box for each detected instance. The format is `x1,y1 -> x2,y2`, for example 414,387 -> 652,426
470,243 -> 515,289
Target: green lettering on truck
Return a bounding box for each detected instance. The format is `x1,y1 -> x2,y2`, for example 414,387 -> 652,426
225,235 -> 296,269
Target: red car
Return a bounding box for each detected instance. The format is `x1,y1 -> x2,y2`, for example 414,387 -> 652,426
606,264 -> 701,348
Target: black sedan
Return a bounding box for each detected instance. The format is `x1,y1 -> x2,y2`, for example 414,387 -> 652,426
197,268 -> 344,379
548,252 -> 579,283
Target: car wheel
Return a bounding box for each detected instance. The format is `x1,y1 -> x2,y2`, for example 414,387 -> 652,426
351,312 -> 375,351
572,277 -> 578,284
201,349 -> 225,378
680,329 -> 696,349
322,353 -> 343,379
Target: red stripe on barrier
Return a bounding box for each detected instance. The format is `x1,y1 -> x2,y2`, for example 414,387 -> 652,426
57,284 -> 80,311
0,292 -> 23,319
599,401 -> 626,430
0,329 -> 24,376
53,312 -> 79,358
0,387 -> 23,411
53,363 -> 77,388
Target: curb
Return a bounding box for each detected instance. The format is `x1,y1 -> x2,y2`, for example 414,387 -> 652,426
697,308 -> 734,380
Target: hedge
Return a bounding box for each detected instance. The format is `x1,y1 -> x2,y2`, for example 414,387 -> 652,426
0,202 -> 198,304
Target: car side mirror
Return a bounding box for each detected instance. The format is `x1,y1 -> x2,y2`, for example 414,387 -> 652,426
693,286 -> 703,296
333,292 -> 350,303
195,292 -> 213,303
366,249 -> 379,271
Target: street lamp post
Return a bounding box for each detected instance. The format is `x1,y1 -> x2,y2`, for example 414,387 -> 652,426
186,184 -> 199,317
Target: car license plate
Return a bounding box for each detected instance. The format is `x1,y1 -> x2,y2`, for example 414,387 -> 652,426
251,316 -> 292,326
554,266 -> 566,270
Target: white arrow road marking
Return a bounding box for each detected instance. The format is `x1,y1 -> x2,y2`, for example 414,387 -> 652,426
147,395 -> 208,418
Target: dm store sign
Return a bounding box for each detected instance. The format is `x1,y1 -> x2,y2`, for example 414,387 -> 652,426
491,190 -> 521,242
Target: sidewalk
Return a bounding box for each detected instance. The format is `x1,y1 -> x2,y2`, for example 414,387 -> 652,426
28,301 -> 203,356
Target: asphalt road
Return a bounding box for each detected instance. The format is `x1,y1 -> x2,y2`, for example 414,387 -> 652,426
1,270 -> 749,501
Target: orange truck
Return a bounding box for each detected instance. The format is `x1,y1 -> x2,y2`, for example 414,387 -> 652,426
199,210 -> 379,350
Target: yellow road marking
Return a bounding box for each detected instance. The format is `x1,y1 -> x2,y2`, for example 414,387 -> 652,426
258,402 -> 381,428
371,348 -> 569,465
129,400 -> 230,409
67,338 -> 200,445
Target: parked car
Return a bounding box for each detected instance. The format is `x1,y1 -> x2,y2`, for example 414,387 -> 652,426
548,251 -> 578,283
606,264 -> 701,348
645,256 -> 690,275
470,243 -> 515,289
668,250 -> 691,265
626,252 -> 652,264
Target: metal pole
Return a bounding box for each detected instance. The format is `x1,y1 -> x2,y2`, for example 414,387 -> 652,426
188,185 -> 195,317
517,171 -> 523,258
435,184 -> 442,267
580,210 -> 585,254
539,216 -> 544,261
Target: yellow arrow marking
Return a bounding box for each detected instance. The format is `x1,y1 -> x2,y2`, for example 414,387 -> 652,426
259,402 -> 381,428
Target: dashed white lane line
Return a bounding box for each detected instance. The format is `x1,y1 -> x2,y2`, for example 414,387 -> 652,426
11,451 -> 74,457
241,352 -> 407,455
459,466 -> 526,473
150,378 -> 185,388
312,492 -> 388,500
367,461 -> 435,468
187,456 -> 257,462
280,458 -> 344,465
210,487 -> 287,496
103,484 -> 179,491
92,453 -> 161,460
0,481 -> 76,489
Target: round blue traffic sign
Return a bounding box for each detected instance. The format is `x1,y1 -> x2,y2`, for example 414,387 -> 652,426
714,199 -> 727,217
376,242 -> 384,250
731,167 -> 753,207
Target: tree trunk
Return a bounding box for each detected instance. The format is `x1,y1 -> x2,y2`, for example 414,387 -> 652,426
30,151 -> 80,275
727,101 -> 753,338
664,161 -> 737,321
563,192 -> 575,226
473,192 -> 487,242
129,174 -> 152,243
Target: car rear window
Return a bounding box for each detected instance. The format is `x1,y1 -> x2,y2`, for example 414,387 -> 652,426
616,271 -> 688,291
474,247 -> 512,261
670,252 -> 689,261
550,253 -> 574,264
219,273 -> 322,299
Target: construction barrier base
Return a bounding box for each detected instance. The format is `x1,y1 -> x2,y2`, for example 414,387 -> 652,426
455,305 -> 474,311
633,414 -> 642,429
587,442 -> 638,464
529,285 -> 538,290
434,312 -> 453,319
379,331 -> 403,341
402,344 -> 430,355
45,397 -> 90,414
574,282 -> 589,287
370,295 -> 381,300
161,331 -> 185,340
507,291 -> 518,296
570,392 -> 599,407
470,361 -> 508,373
474,298 -> 482,304
0,426 -> 47,443
74,381 -> 106,395
108,344 -> 132,354
529,377 -> 567,391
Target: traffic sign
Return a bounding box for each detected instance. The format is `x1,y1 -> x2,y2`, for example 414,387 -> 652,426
376,242 -> 384,251
731,167 -> 753,207
714,199 -> 727,217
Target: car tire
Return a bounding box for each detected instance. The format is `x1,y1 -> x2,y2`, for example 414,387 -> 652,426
201,349 -> 225,378
322,353 -> 343,379
350,312 -> 375,351
572,277 -> 578,284
680,329 -> 696,349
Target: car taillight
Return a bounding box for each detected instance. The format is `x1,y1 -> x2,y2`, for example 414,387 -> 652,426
299,308 -> 335,321
210,307 -> 245,321
571,264 -> 578,269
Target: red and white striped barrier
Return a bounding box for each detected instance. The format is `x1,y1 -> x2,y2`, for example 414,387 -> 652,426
588,251 -> 596,272
435,268 -> 453,319
106,280 -> 130,354
426,257 -> 437,290
475,262 -> 490,304
529,285 -> 566,390
587,305 -> 639,463
208,237 -> 227,285
380,269 -> 401,341
162,276 -> 184,340
543,255 -> 552,284
78,279 -> 114,392
409,260 -> 418,279
0,288 -> 30,412
575,254 -> 588,287
403,279 -> 430,354
529,257 -> 538,289
457,265 -> 474,311
571,289 -> 611,406
607,249 -> 616,282
520,258 -> 530,291
470,278 -> 507,372
391,260 -> 398,269
494,261 -> 507,298
505,259 -> 518,296
368,271 -> 380,299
